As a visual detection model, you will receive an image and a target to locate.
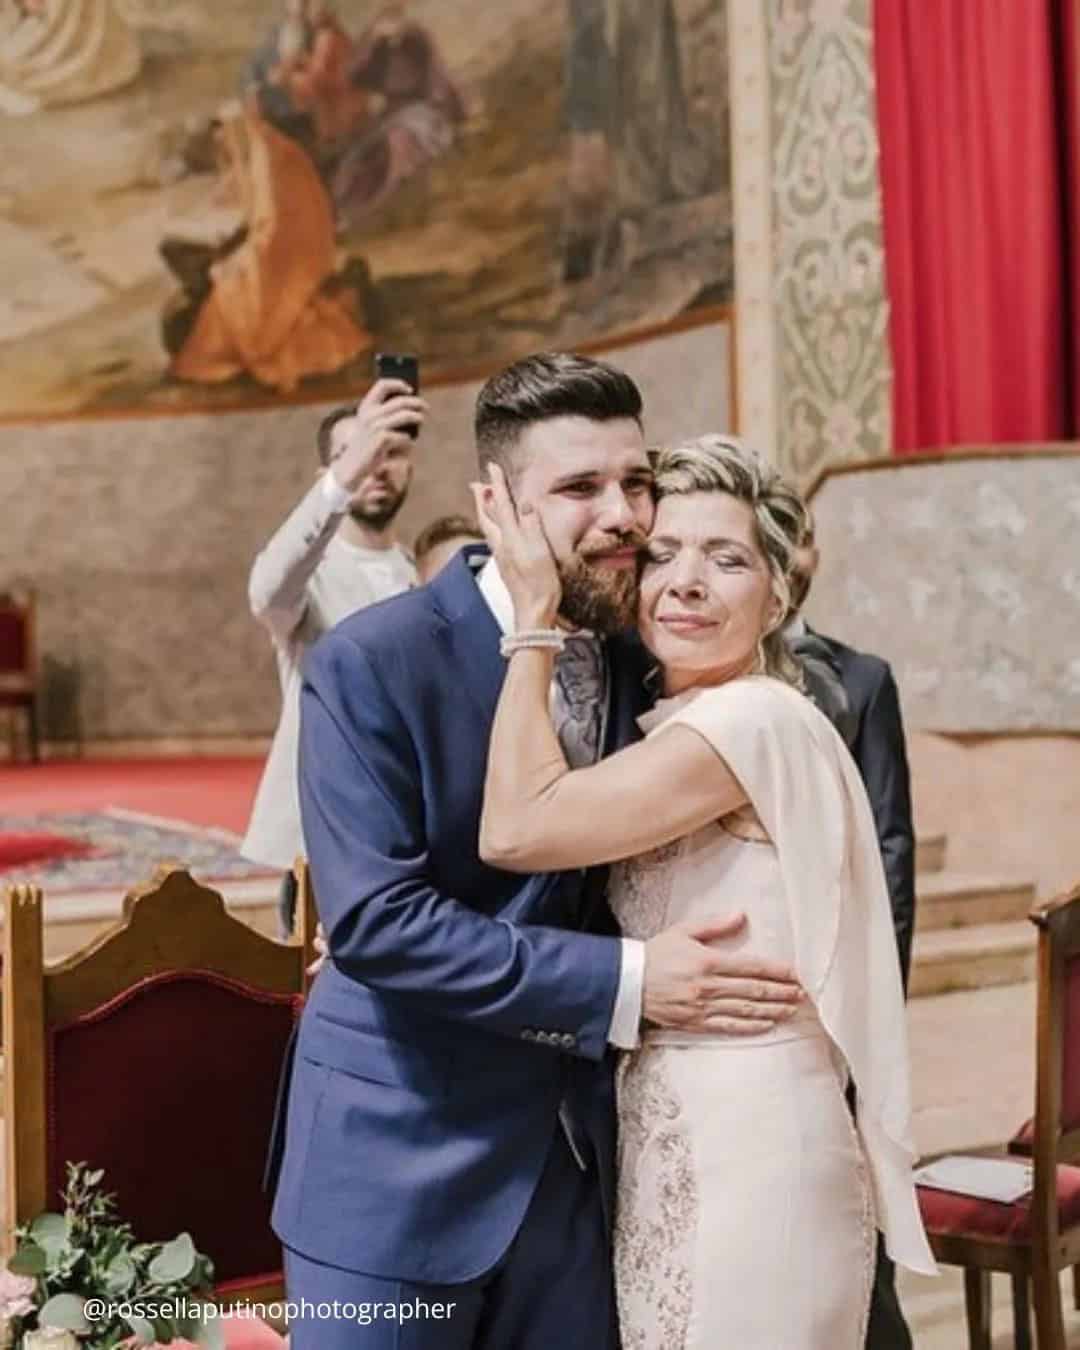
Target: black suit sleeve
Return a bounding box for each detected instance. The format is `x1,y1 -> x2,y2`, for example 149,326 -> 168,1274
852,663 -> 916,992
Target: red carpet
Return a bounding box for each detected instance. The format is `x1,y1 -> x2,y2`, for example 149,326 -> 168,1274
0,831 -> 101,868
0,758 -> 265,836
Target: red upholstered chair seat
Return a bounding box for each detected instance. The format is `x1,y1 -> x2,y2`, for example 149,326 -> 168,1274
918,1166 -> 1080,1244
48,971 -> 301,1286
0,592 -> 38,759
0,606 -> 28,676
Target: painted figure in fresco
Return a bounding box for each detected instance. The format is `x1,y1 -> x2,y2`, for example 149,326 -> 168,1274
562,0 -> 710,281
164,100 -> 370,394
331,3 -> 466,226
0,0 -> 140,116
247,0 -> 368,156
563,0 -> 616,282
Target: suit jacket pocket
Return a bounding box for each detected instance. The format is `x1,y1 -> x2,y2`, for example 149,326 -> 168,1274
300,1010 -> 447,1096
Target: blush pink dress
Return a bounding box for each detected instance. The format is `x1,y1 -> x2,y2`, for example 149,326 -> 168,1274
607,677 -> 935,1349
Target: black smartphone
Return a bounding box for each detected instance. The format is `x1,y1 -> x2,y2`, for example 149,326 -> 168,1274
373,352 -> 420,437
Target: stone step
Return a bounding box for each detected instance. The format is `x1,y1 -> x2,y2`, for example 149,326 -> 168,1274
915,831 -> 947,874
916,872 -> 1036,932
909,920 -> 1036,999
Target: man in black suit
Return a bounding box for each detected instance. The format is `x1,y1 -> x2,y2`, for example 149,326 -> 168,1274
788,517 -> 917,1350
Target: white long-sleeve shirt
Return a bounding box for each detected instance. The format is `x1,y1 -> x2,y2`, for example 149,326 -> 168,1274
242,473 -> 415,868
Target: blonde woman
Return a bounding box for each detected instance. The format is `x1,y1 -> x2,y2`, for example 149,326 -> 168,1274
476,436 -> 935,1348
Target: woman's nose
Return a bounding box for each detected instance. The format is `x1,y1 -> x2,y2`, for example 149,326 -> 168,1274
666,563 -> 707,599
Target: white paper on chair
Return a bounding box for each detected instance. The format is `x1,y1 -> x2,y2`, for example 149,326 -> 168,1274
913,1155 -> 1033,1204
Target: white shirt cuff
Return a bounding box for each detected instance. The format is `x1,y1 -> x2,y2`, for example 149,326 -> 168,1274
321,470 -> 352,513
607,938 -> 644,1049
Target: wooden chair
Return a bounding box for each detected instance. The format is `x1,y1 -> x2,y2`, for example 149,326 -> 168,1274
1007,1044 -> 1080,1332
0,588 -> 39,762
2,865 -> 317,1310
294,856 -> 317,975
917,880 -> 1080,1350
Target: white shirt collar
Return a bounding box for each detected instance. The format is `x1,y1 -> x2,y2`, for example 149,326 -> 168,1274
476,557 -> 515,635
476,558 -> 596,640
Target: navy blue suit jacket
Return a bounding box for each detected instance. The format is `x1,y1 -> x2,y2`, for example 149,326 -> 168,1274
271,549 -> 652,1282
812,631 -> 916,990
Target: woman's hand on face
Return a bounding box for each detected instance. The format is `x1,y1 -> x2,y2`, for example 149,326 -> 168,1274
472,463 -> 561,630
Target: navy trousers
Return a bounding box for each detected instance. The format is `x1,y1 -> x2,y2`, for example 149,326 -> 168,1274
283,1130 -> 618,1349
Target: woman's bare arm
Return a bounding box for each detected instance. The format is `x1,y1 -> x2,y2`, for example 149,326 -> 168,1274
479,647 -> 747,871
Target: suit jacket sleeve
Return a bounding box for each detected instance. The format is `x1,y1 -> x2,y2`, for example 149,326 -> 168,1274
298,630 -> 622,1059
853,664 -> 916,991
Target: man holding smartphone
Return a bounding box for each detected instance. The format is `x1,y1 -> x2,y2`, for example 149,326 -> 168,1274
242,370 -> 425,934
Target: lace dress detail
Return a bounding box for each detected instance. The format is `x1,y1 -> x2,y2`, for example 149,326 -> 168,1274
614,1051 -> 696,1350
608,840 -> 680,941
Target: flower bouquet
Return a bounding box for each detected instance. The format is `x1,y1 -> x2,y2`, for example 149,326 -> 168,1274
3,1164 -> 222,1349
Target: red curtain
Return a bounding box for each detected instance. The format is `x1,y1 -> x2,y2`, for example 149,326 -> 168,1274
873,0 -> 1071,452
1061,0 -> 1080,414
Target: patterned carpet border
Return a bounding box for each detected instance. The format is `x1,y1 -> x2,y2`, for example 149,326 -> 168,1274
0,808 -> 279,894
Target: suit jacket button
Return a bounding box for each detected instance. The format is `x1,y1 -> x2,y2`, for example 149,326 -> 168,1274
522,1029 -> 536,1041
560,1033 -> 575,1049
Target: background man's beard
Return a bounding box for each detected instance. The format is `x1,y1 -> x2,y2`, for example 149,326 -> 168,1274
557,555 -> 638,635
349,489 -> 407,531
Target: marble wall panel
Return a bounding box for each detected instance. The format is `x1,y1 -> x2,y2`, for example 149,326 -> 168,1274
807,452 -> 1080,731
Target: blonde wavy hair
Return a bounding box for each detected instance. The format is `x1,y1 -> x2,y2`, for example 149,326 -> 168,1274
651,435 -> 810,689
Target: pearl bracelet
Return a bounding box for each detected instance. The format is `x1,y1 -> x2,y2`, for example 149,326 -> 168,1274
499,629 -> 566,657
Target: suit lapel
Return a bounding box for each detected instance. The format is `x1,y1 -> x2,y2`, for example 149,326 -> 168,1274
429,547 -> 506,731
429,550 -> 564,911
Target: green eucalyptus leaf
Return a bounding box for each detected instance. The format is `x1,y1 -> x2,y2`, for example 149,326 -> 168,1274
29,1212 -> 69,1255
8,1241 -> 47,1277
39,1290 -> 92,1332
125,1313 -> 157,1344
148,1233 -> 196,1284
104,1251 -> 136,1294
152,1318 -> 175,1343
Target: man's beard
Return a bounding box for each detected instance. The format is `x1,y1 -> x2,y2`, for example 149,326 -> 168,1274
557,539 -> 643,635
349,487 -> 407,531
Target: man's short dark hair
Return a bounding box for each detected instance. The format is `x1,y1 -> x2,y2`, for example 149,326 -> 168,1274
413,514 -> 483,563
474,352 -> 643,480
316,404 -> 355,465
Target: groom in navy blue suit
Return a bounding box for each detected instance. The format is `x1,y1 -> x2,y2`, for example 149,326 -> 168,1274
270,354 -> 803,1348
